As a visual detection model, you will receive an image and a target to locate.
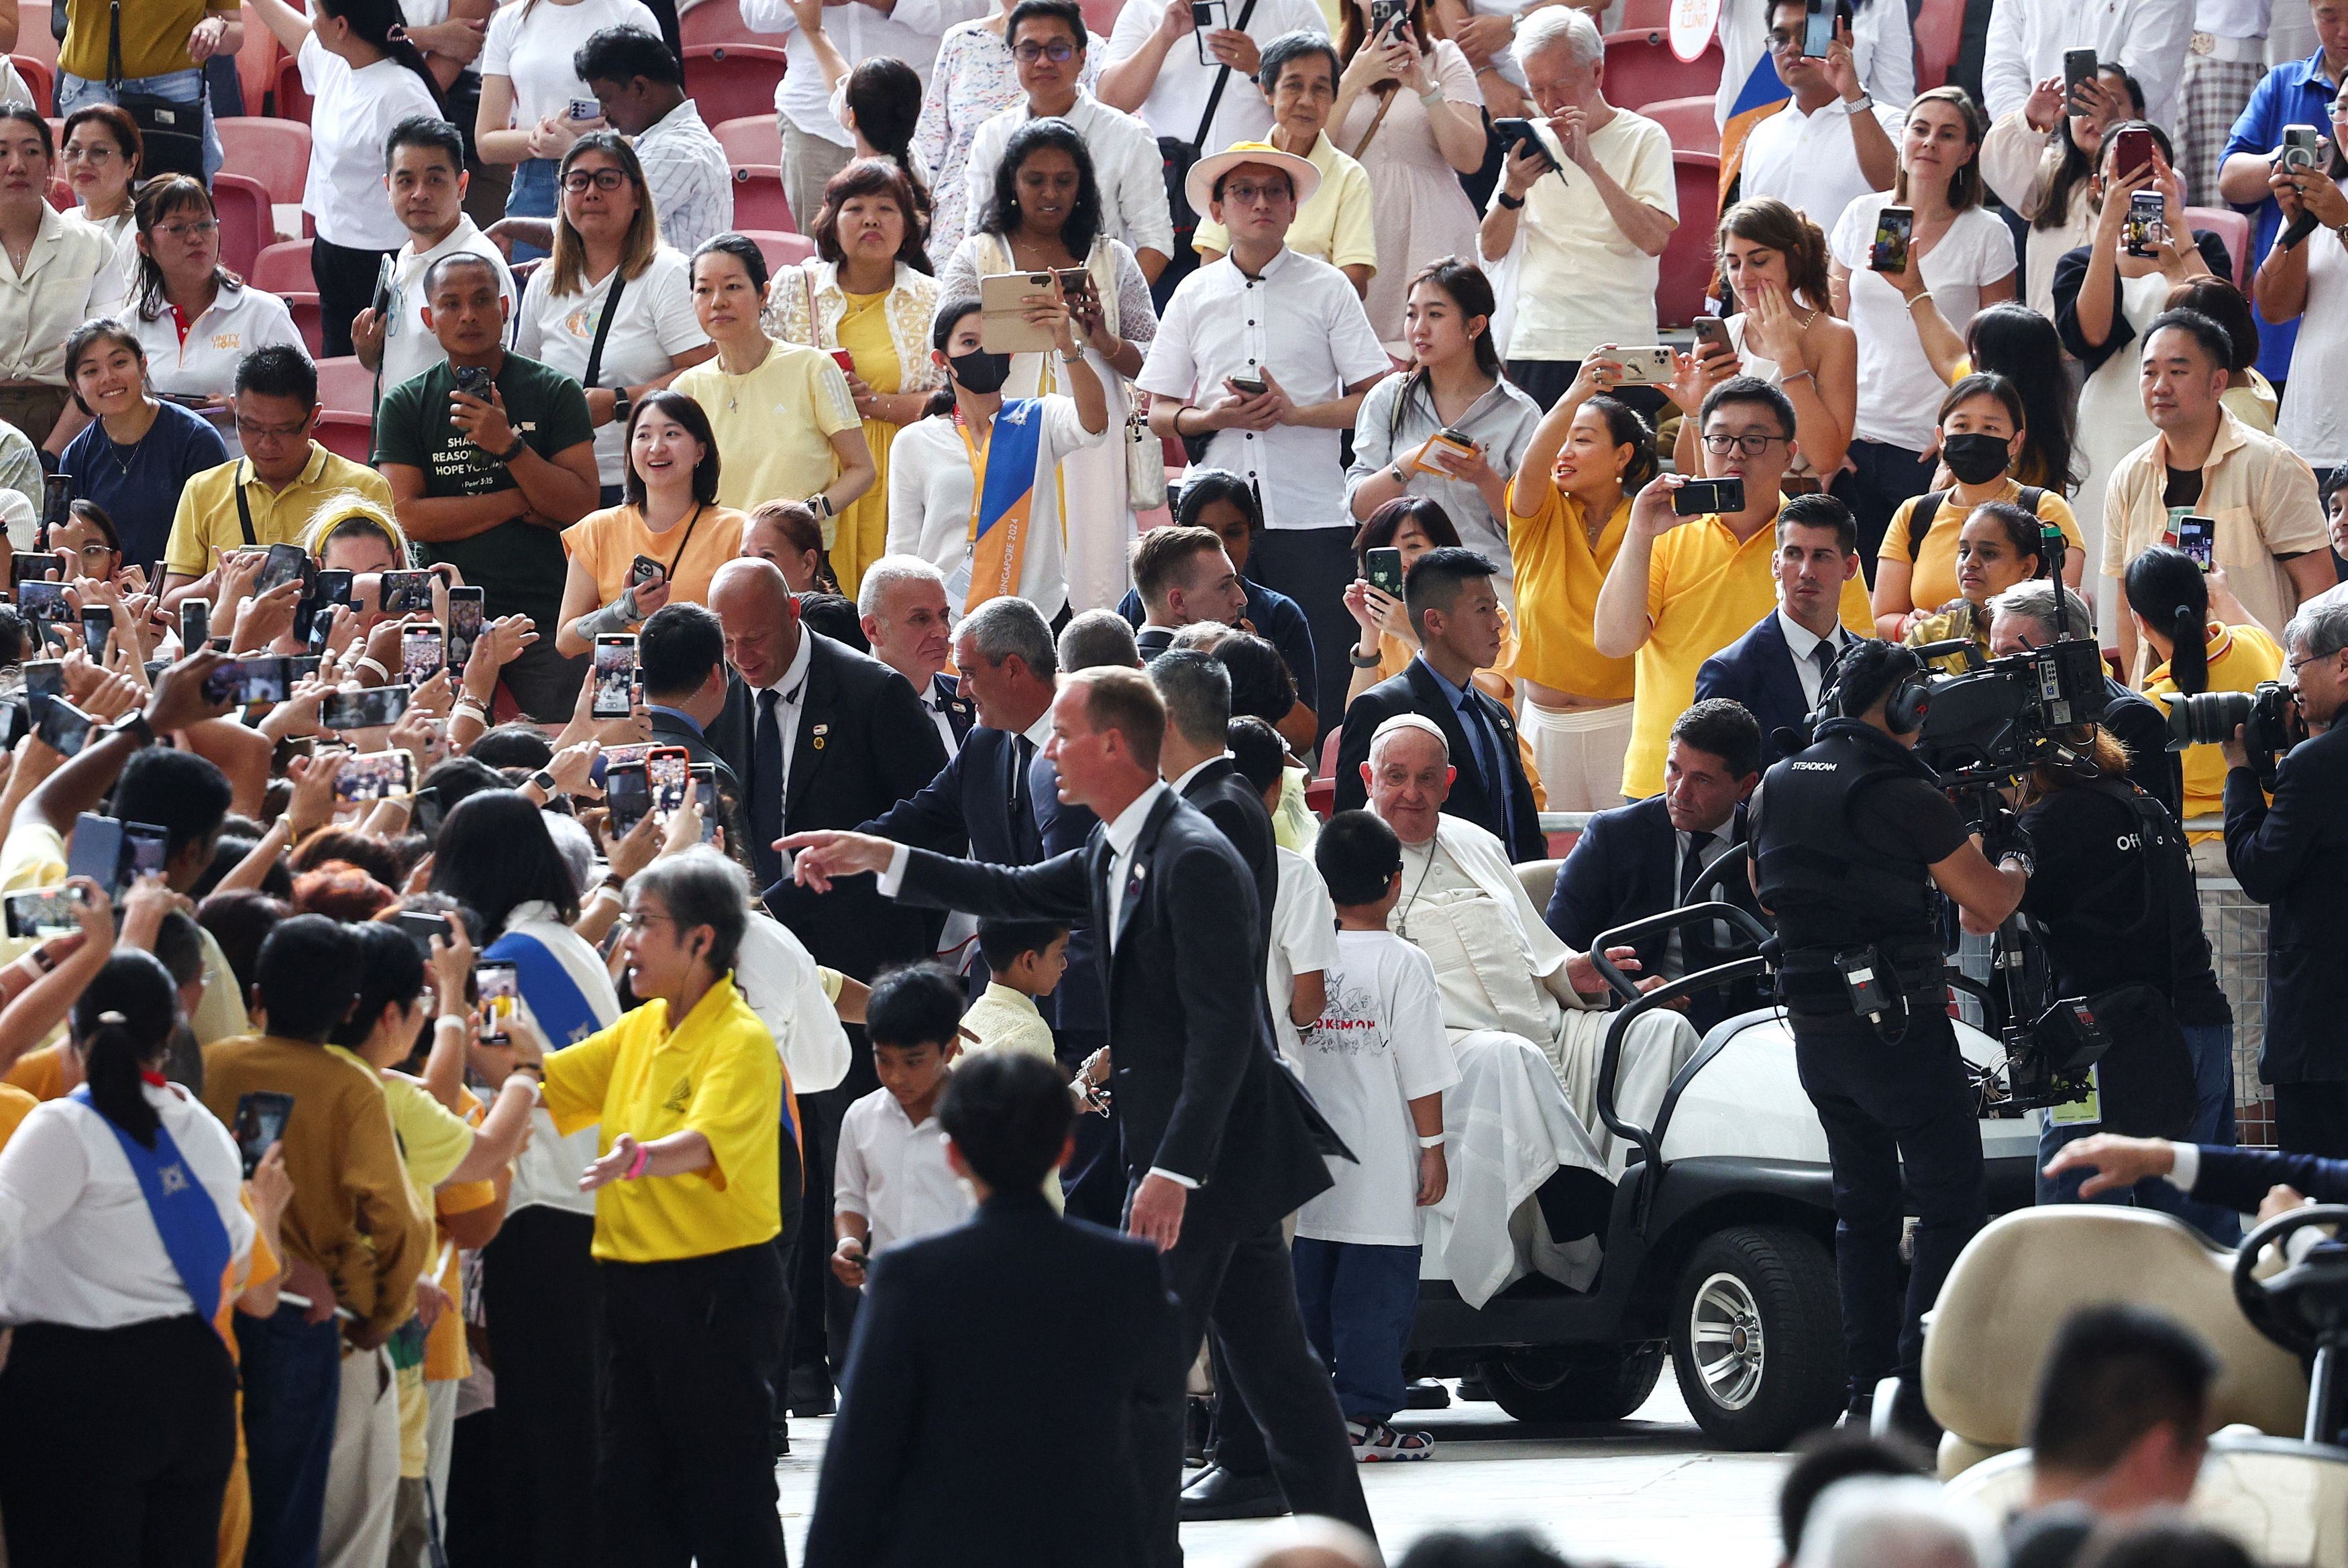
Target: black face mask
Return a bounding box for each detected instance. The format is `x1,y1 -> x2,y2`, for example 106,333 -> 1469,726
1942,431 -> 2013,486
949,347 -> 1010,395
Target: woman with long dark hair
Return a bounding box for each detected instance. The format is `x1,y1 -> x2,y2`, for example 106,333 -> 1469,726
0,915 -> 252,1567
248,0 -> 445,358
1340,494 -> 1527,712
1944,303 -> 2078,491
837,56 -> 934,236
941,117 -> 1157,612
1976,59 -> 2144,315
2129,543 -> 2285,859
429,788 -> 622,1568
763,158 -> 942,600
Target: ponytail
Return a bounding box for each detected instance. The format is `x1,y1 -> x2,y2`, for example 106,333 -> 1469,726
844,58 -> 931,237
319,0 -> 445,110
72,951 -> 180,1149
2123,544 -> 2210,695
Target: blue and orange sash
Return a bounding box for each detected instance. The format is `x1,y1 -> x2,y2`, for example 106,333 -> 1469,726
953,400 -> 1047,614
1719,51 -> 1791,203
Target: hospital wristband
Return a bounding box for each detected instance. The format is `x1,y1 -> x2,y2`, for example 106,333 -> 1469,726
1416,1133 -> 1446,1149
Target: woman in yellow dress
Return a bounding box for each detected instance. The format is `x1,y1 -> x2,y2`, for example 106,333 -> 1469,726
761,159 -> 942,600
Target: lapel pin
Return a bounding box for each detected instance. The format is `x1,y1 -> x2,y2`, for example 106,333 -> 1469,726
812,722 -> 829,750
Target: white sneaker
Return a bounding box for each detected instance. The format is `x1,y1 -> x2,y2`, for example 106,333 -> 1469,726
1346,1419 -> 1434,1461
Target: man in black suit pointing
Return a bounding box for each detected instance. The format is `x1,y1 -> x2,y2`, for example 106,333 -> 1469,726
781,668 -> 1373,1563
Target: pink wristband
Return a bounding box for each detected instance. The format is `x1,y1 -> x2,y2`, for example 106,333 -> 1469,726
623,1141 -> 651,1180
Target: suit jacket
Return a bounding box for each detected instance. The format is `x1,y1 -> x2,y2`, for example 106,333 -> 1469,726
2191,1144 -> 2348,1212
1544,793 -> 1762,1031
895,789 -> 1340,1227
926,673 -> 976,750
1136,624 -> 1175,661
1177,757 -> 1276,961
803,1194 -> 1181,1568
1695,610 -> 1829,772
1334,659 -> 1543,862
708,632 -> 949,989
2224,724 -> 2348,1083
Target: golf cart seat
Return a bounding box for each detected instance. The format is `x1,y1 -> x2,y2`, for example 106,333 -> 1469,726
1516,858 -> 1562,913
1923,1206 -> 2306,1479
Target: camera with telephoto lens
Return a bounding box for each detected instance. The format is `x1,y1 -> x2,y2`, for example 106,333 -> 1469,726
1910,636 -> 2112,789
2164,681 -> 2301,791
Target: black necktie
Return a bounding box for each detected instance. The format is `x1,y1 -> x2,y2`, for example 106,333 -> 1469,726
1678,829 -> 1715,902
1009,736 -> 1038,856
752,687 -> 784,848
1813,639 -> 1839,683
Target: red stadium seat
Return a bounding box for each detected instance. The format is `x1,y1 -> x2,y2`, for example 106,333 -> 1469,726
683,44 -> 788,130
1615,0 -> 1674,29
739,227 -> 814,273
15,3 -> 55,78
2186,205 -> 2251,288
313,409 -> 374,463
10,56 -> 52,115
280,290 -> 324,357
1646,93 -> 1719,154
44,176 -> 67,211
714,113 -> 781,166
272,52 -> 312,124
211,171 -> 274,276
1912,0 -> 1964,91
1658,150 -> 1721,329
729,164 -> 795,232
237,11 -> 281,117
680,0 -> 752,48
250,239 -> 314,293
217,117 -> 310,206
1602,29 -> 1722,109
315,355 -> 374,416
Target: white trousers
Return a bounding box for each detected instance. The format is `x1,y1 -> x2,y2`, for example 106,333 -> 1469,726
1522,702 -> 1636,814
319,1345 -> 400,1568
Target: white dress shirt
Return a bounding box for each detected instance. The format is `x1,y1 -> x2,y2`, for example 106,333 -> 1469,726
924,674 -> 963,756
757,627 -> 817,803
633,99 -> 733,257
1778,609 -> 1850,714
1102,0 -> 1324,148
963,90 -> 1174,260
742,0 -> 994,143
833,1084 -> 973,1253
1136,245 -> 1391,531
380,217 -> 518,392
1663,823 -> 1740,973
1736,95 -> 1905,235
1980,0 -> 2198,131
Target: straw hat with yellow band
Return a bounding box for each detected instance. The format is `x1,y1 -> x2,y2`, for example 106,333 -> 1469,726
1183,141 -> 1322,221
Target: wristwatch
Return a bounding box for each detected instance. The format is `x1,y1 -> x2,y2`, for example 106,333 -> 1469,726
529,767 -> 560,796
1495,189 -> 1526,210
610,390 -> 632,425
806,492 -> 836,519
1843,93 -> 1873,114
494,435 -> 528,465
107,710 -> 154,748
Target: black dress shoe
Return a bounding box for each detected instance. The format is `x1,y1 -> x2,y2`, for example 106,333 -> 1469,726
1177,1465 -> 1289,1521
787,1365 -> 835,1418
1454,1369 -> 1497,1402
1404,1377 -> 1452,1410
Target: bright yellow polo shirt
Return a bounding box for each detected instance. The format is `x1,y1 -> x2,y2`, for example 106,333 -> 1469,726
1879,481 -> 2084,614
3,1044 -> 65,1101
0,1082 -> 36,1147
2145,622 -> 2286,843
1621,504 -> 1874,798
670,343 -> 861,514
1507,480 -> 1636,699
163,446 -> 396,579
1193,131 -> 1380,274
542,974 -> 782,1263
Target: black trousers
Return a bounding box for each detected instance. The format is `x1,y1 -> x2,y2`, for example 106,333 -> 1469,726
1054,1025 -> 1126,1228
311,235 -> 395,361
2274,1080 -> 2348,1159
1248,524 -> 1361,743
792,1079 -> 857,1378
1505,357 -> 1666,423
769,1115 -> 806,1429
0,1314 -> 236,1568
1831,438 -> 1937,585
598,1244 -> 790,1568
1140,1196 -> 1371,1564
482,1205 -> 604,1568
1791,1003 -> 1986,1408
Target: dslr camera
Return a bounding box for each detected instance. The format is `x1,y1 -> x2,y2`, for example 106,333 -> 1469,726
2164,681 -> 2301,791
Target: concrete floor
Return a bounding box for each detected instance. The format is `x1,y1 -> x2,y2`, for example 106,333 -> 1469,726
773,1371 -> 1795,1567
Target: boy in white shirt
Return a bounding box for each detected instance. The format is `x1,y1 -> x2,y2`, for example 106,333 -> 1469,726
1295,810 -> 1460,1463
831,964 -> 975,1288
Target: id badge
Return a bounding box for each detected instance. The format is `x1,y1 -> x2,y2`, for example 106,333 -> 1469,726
2049,1065 -> 2102,1127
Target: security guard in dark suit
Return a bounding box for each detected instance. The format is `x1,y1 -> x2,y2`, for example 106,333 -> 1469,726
1747,640 -> 2031,1437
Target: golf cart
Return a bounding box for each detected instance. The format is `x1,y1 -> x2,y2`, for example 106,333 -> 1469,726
1407,889 -> 2045,1452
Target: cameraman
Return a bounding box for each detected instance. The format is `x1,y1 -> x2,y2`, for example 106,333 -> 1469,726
1986,581 -> 2180,820
2221,599 -> 2348,1159
1748,639 -> 2028,1441
1960,722 -> 2239,1244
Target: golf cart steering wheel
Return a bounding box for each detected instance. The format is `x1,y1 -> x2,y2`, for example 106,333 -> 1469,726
2231,1203 -> 2348,1359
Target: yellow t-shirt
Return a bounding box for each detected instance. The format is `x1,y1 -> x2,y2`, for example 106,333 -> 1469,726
1506,480 -> 1637,699
562,502 -> 748,609
1193,133 -> 1380,274
2145,622 -> 2286,842
0,1081 -> 36,1146
163,447 -> 394,579
424,1087 -> 496,1385
669,342 -> 861,514
541,974 -> 782,1263
3,1044 -> 66,1101
1879,482 -> 2085,614
1623,506 -> 1874,798
62,0 -> 238,82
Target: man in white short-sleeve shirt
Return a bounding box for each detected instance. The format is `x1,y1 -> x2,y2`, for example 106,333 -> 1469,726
351,115 -> 517,396
1477,6 -> 1678,412
965,0 -> 1174,281
1736,0 -> 1901,233
1138,139 -> 1390,724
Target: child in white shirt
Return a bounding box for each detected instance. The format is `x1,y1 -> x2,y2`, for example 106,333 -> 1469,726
832,964 -> 975,1287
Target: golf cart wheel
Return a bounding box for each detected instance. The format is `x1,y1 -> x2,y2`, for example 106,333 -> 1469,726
1669,1226 -> 1845,1451
1477,1343 -> 1665,1423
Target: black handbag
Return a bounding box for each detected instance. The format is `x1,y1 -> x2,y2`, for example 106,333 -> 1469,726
107,1 -> 206,180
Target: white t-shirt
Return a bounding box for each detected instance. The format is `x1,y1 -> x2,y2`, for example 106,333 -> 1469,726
1294,928 -> 1461,1247
835,1085 -> 973,1255
1266,846 -> 1340,1063
1493,109 -> 1678,362
1828,192 -> 2017,452
127,281 -> 305,456
482,0 -> 663,135
2276,230 -> 2348,468
381,217 -> 519,392
1737,96 -> 1905,240
884,396 -> 1107,618
300,36 -> 444,251
514,245 -> 710,485
1102,0 -> 1324,147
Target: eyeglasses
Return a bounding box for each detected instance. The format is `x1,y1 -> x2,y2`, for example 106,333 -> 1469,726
1763,27 -> 1801,48
2288,651 -> 2337,675
62,144 -> 120,162
1012,40 -> 1076,61
1699,432 -> 1790,457
1220,180 -> 1291,207
615,910 -> 676,932
70,543 -> 113,561
235,416 -> 309,441
561,168 -> 629,193
153,219 -> 215,239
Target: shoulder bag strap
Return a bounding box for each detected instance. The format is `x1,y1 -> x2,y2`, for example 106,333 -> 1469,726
1906,489 -> 1946,563
1349,85 -> 1399,162
234,461 -> 256,547
107,0 -> 124,89
582,270 -> 628,390
1190,0 -> 1260,151
804,265 -> 822,349
662,502 -> 706,578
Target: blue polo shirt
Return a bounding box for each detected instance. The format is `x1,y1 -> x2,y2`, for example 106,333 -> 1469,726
2221,50 -> 2343,383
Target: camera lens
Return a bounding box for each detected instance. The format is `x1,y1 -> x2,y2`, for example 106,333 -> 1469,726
2166,689 -> 2252,750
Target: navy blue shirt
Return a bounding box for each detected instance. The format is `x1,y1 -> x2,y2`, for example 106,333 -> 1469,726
2220,50 -> 2343,382
1116,575 -> 1318,707
61,399 -> 229,571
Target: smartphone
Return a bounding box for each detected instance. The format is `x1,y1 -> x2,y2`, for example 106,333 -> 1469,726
9,552 -> 52,587
2124,188 -> 2164,256
231,1090 -> 293,1178
606,761 -> 652,837
1693,313 -> 1734,361
445,585 -> 484,674
453,363 -> 493,404
401,624 -> 445,687
475,960 -> 519,1044
629,554 -> 664,587
203,655 -> 290,708
0,703 -> 25,752
1053,267 -> 1099,311
411,785 -> 445,839
2062,46 -> 2099,103
1674,478 -> 1748,516
1226,374 -> 1267,396
568,97 -> 600,121
2281,123 -> 2323,171
646,746 -> 690,821
78,607 -> 110,663
1867,205 -> 1915,272
321,685 -> 409,732
3,885 -> 82,939
178,598 -> 209,653
65,812 -> 123,891
1601,346 -> 1677,385
2113,126 -> 2154,182
1491,117 -> 1560,178
379,569 -> 435,615
21,658 -> 61,714
34,696 -> 94,757
370,252 -> 395,319
335,748 -> 417,803
1370,0 -> 1405,34
38,474 -> 68,539
690,763 -> 723,845
1365,545 -> 1405,599
395,908 -> 451,960
828,348 -> 856,375
313,569 -> 355,612
256,542 -> 307,596
1190,0 -> 1227,64
2177,514 -> 2215,569
15,580 -> 65,623
592,632 -> 638,720
1801,0 -> 1836,58
123,822 -> 166,885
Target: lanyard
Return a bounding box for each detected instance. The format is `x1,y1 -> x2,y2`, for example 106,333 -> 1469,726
953,406 -> 993,555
